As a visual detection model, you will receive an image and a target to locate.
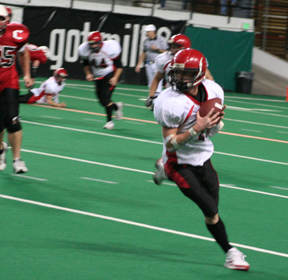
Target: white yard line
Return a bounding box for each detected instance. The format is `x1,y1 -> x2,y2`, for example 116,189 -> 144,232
0,193 -> 287,258
11,174 -> 48,181
80,177 -> 118,184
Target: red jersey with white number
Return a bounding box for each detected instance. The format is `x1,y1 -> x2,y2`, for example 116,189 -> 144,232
78,40 -> 121,79
26,44 -> 47,64
0,23 -> 29,92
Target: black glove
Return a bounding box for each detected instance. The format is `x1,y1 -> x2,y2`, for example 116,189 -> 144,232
145,96 -> 156,107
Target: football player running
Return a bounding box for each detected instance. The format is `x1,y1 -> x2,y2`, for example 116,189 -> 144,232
146,34 -> 214,109
19,68 -> 68,108
0,5 -> 33,173
153,49 -> 250,271
78,31 -> 123,130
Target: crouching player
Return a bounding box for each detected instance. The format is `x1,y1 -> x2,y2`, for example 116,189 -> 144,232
19,68 -> 68,108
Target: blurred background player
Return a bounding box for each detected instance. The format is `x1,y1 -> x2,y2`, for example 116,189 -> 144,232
0,5 -> 33,174
78,31 -> 123,130
5,6 -> 12,23
19,68 -> 68,108
145,34 -> 191,108
135,24 -> 168,98
146,33 -> 214,109
26,44 -> 50,83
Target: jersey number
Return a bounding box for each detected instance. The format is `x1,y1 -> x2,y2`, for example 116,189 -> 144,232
91,58 -> 108,68
0,46 -> 17,68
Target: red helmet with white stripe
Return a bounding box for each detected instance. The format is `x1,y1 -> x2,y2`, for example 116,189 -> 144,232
54,68 -> 68,78
6,6 -> 12,17
170,49 -> 207,91
168,34 -> 191,49
87,31 -> 103,53
168,34 -> 191,55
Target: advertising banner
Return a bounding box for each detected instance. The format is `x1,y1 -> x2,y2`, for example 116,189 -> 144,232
23,7 -> 186,83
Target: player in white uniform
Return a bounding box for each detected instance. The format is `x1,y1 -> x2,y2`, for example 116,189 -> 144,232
146,34 -> 191,108
146,34 -> 214,109
18,68 -> 68,108
78,31 -> 123,130
153,49 -> 250,271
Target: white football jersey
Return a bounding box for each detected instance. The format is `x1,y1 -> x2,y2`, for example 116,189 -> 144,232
78,40 -> 121,79
153,79 -> 224,166
155,51 -> 173,86
31,77 -> 65,104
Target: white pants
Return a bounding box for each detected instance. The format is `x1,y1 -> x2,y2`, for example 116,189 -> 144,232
145,62 -> 163,96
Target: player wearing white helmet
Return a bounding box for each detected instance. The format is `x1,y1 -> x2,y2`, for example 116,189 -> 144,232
153,49 -> 250,271
78,31 -> 124,130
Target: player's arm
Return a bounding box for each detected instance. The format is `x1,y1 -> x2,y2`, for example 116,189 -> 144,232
149,72 -> 164,97
18,47 -> 33,88
163,108 -> 221,152
31,60 -> 40,79
109,56 -> 123,86
206,105 -> 226,137
46,95 -> 66,108
135,52 -> 146,73
146,71 -> 164,107
81,58 -> 94,81
205,69 -> 214,81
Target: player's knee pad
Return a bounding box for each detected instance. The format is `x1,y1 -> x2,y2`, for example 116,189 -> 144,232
6,116 -> 22,133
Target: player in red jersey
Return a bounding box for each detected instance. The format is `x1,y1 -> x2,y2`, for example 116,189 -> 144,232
0,5 -> 33,174
26,44 -> 50,83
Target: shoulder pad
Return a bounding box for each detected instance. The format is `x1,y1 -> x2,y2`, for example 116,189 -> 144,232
7,23 -> 30,43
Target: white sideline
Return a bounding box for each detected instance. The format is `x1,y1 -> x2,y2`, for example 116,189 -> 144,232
0,193 -> 287,258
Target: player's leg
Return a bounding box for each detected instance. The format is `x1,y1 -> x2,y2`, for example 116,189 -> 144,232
95,75 -> 122,129
18,90 -> 36,104
165,161 -> 249,270
3,88 -> 28,173
0,129 -> 8,171
105,73 -> 123,121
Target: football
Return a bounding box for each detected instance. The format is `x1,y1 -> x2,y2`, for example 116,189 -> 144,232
199,97 -> 223,117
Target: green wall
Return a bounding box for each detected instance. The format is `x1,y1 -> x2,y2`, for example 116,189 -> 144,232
185,26 -> 254,91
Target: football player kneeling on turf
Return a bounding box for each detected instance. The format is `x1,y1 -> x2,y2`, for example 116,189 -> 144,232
18,68 -> 68,108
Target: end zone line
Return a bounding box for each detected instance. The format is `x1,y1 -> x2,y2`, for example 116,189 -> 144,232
0,193 -> 287,258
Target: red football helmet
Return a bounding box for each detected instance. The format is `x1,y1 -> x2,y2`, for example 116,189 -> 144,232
0,5 -> 9,31
6,6 -> 12,17
87,31 -> 103,52
54,68 -> 68,78
170,49 -> 207,91
168,34 -> 191,55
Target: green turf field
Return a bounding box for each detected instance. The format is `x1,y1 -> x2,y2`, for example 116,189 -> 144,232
1,78 -> 287,280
